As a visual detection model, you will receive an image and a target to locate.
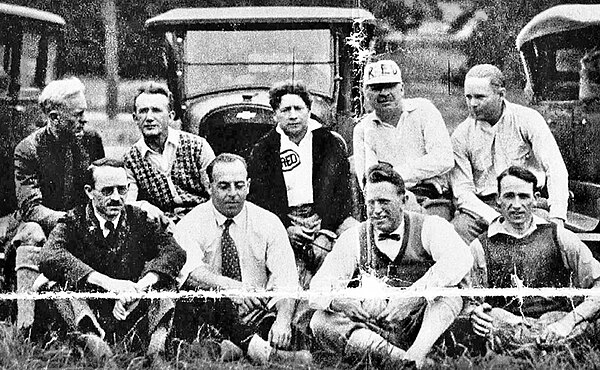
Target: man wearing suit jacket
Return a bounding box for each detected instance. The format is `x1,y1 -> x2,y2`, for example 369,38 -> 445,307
38,158 -> 186,362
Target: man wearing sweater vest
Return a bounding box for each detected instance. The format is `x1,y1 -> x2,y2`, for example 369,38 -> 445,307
309,163 -> 472,368
124,82 -> 215,221
353,60 -> 454,199
467,166 -> 600,353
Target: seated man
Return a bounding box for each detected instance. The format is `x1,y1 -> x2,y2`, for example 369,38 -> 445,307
468,166 -> 600,353
173,153 -> 310,364
309,163 -> 473,368
38,158 -> 186,361
248,80 -> 355,287
451,64 -> 568,243
13,77 -> 105,329
124,82 -> 215,221
354,60 -> 454,200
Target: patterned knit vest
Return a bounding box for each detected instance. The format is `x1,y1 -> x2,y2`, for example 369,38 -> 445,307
124,132 -> 209,211
480,223 -> 573,318
352,211 -> 434,288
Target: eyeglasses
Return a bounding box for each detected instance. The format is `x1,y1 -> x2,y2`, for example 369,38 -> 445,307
97,185 -> 128,196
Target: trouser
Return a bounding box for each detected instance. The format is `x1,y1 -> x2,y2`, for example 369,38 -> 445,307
50,295 -> 174,350
485,308 -> 598,354
309,296 -> 462,355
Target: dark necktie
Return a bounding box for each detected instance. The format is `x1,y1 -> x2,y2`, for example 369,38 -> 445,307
221,219 -> 242,281
105,221 -> 116,238
378,232 -> 401,241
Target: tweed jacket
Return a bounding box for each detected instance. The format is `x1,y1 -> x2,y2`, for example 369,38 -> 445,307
123,131 -> 211,211
39,203 -> 186,291
247,127 -> 352,232
14,126 -> 105,232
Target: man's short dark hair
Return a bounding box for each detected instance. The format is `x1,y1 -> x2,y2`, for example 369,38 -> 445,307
269,80 -> 312,111
85,158 -> 125,187
365,162 -> 405,195
207,153 -> 247,183
133,81 -> 173,112
497,165 -> 538,194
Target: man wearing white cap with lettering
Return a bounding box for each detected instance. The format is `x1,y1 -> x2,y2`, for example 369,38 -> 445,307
353,60 -> 453,201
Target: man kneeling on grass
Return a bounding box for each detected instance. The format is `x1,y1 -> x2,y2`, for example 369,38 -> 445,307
468,165 -> 600,353
309,163 -> 473,368
173,153 -> 311,365
37,158 -> 186,362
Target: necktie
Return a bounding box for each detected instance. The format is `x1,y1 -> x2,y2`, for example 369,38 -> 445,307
221,219 -> 242,281
105,221 -> 115,238
378,233 -> 401,241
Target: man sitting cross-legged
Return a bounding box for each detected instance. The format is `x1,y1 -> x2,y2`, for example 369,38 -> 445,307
467,165 -> 600,354
38,158 -> 186,362
173,153 -> 311,365
309,163 -> 473,368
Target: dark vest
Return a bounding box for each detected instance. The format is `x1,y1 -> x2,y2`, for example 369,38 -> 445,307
480,223 -> 573,318
351,212 -> 434,288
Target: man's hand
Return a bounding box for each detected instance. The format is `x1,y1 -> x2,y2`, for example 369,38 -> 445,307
311,234 -> 332,262
377,297 -> 422,323
112,296 -> 141,321
287,225 -> 315,246
137,200 -> 173,229
538,317 -> 574,345
232,296 -> 267,316
268,316 -> 292,349
470,303 -> 494,337
549,217 -> 565,228
330,298 -> 370,322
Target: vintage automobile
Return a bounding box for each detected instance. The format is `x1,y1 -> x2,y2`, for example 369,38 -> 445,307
0,3 -> 65,217
517,4 -> 600,240
145,6 -> 377,158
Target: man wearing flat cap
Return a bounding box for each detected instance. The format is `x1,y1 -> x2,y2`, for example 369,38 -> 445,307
353,60 -> 454,201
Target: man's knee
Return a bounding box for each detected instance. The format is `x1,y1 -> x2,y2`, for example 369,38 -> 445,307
12,222 -> 46,248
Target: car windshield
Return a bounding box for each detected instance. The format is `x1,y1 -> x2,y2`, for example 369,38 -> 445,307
183,29 -> 334,98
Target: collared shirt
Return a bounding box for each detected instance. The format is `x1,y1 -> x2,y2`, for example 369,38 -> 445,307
373,220 -> 404,261
353,98 -> 454,189
469,215 -> 600,290
174,201 -> 299,291
126,127 -> 182,203
92,208 -> 121,238
309,214 -> 473,310
276,119 -> 322,207
450,100 -> 569,223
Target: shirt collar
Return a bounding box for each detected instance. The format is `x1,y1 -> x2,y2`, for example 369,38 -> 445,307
134,127 -> 179,157
487,214 -> 548,239
275,118 -> 322,141
211,201 -> 246,228
92,206 -> 121,231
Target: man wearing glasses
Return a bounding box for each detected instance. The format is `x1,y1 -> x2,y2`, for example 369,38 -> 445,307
37,158 -> 186,362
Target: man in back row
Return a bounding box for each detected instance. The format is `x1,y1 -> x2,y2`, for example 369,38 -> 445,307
353,59 -> 454,200
124,82 -> 215,220
451,64 -> 569,243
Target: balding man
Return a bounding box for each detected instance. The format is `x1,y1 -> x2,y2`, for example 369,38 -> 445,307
450,64 -> 568,243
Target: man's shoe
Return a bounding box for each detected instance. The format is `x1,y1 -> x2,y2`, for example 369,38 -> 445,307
76,332 -> 113,361
219,339 -> 243,362
246,334 -> 312,365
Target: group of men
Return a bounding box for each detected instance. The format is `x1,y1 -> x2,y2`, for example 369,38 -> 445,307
3,57 -> 599,368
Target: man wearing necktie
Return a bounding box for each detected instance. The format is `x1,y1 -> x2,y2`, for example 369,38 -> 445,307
174,153 -> 310,364
309,163 -> 473,368
37,158 -> 186,362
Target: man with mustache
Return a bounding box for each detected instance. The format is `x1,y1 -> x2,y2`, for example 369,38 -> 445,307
450,64 -> 568,243
174,153 -> 310,364
309,163 -> 472,368
124,82 -> 215,221
467,165 -> 600,352
13,77 -> 105,329
353,59 -> 454,201
38,158 -> 185,362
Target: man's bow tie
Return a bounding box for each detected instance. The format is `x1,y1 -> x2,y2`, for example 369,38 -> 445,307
378,233 -> 401,241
